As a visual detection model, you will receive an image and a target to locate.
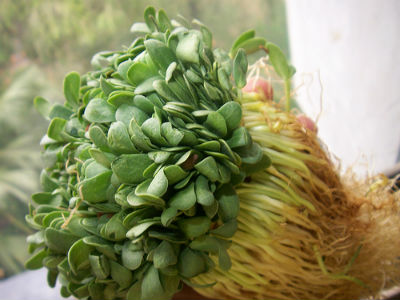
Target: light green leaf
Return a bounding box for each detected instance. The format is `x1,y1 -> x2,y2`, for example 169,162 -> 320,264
84,98 -> 116,123
68,239 -> 93,274
63,71 -> 80,107
176,32 -> 200,64
144,39 -> 176,72
267,42 -> 292,79
34,96 -> 51,119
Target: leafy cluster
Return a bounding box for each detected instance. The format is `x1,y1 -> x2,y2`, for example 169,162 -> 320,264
25,7 -> 271,300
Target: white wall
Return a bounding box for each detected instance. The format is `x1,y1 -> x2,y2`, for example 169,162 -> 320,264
286,0 -> 400,175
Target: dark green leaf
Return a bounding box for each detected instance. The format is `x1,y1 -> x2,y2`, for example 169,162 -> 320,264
25,248 -> 47,270
178,216 -> 211,239
111,154 -> 153,184
204,111 -> 227,137
217,102 -> 242,132
217,184 -> 239,222
45,228 -> 79,254
79,170 -> 112,203
68,239 -> 93,274
211,219 -> 237,238
144,6 -> 157,31
195,175 -> 214,206
169,182 -> 196,210
164,165 -> 188,185
178,248 -> 206,278
195,157 -> 220,182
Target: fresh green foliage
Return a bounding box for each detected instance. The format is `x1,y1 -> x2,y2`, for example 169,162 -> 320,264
25,7 -> 271,300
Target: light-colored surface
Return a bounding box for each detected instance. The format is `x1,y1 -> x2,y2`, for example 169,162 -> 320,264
0,269 -> 69,300
286,0 -> 400,175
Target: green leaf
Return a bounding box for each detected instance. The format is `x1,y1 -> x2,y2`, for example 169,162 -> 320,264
153,80 -> 177,102
142,265 -> 165,300
130,22 -> 150,34
267,42 -> 292,79
204,111 -> 227,137
193,19 -> 212,48
233,37 -> 267,56
34,96 -> 51,119
169,182 -> 196,210
45,228 -> 80,254
133,95 -> 154,114
25,248 -> 47,270
127,62 -> 157,86
47,117 -> 67,142
107,91 -> 135,107
217,184 -> 239,222
157,9 -> 172,32
217,102 -> 242,132
211,219 -> 237,238
161,207 -> 179,227
129,119 -> 155,152
111,154 -> 153,184
190,236 -> 220,253
144,6 -> 157,31
177,216 -> 211,239
165,62 -> 177,83
195,156 -> 220,182
233,48 -> 248,88
227,127 -> 251,148
153,241 -> 177,269
100,212 -> 127,241
49,104 -> 74,120
141,117 -> 168,146
63,71 -> 80,107
100,76 -> 116,96
178,248 -> 206,278
134,180 -> 166,207
88,125 -> 110,151
126,219 -> 161,239
147,169 -> 168,197
195,175 -> 214,206
89,148 -> 116,168
79,170 -> 112,203
176,32 -> 200,64
110,260 -> 133,289
145,39 -> 176,72
89,254 -> 110,279
230,29 -> 255,57
218,243 -> 231,271
134,76 -> 162,94
107,121 -> 138,154
68,239 -> 93,274
164,165 -> 188,185
122,241 -> 144,270
84,98 -> 116,123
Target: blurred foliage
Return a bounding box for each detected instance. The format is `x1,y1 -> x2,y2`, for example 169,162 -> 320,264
0,0 -> 288,278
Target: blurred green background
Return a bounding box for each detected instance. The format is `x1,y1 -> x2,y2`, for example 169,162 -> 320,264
0,0 -> 288,279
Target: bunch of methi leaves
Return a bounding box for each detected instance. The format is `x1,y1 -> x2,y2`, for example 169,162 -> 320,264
25,7 -> 271,300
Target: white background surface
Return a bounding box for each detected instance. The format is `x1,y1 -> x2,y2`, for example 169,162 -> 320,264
286,0 -> 400,175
